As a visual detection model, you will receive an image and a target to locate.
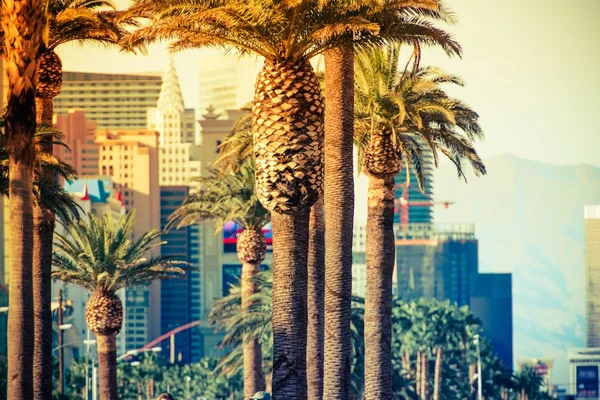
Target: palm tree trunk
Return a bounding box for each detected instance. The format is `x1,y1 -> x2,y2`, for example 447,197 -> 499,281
402,351 -> 411,374
421,351 -> 428,400
33,96 -> 56,400
3,0 -> 43,397
307,198 -> 325,400
241,261 -> 265,397
433,347 -> 444,400
416,351 -> 422,397
323,46 -> 355,400
271,210 -> 310,399
97,334 -> 118,400
364,176 -> 395,400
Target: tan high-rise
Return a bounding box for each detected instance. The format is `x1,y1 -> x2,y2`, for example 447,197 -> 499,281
585,205 -> 600,347
96,129 -> 161,351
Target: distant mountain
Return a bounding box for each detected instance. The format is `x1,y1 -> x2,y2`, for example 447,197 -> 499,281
431,153 -> 600,385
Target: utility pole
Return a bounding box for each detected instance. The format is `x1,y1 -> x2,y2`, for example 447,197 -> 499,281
170,334 -> 175,364
474,334 -> 483,400
58,289 -> 64,396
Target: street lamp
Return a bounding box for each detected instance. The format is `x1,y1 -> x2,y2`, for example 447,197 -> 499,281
473,334 -> 482,400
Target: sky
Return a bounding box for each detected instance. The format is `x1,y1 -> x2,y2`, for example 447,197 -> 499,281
57,0 -> 600,167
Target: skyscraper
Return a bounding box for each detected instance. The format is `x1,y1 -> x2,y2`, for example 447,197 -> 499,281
96,129 -> 161,351
394,148 -> 435,225
147,59 -> 201,186
54,71 -> 162,129
54,109 -> 99,177
585,205 -> 600,347
159,186 -> 202,363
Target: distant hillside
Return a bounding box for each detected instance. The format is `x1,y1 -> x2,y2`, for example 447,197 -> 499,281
432,154 -> 600,385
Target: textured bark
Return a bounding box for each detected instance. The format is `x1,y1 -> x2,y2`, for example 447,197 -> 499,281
364,176 -> 395,400
2,0 -> 43,397
97,334 -> 118,400
402,351 -> 411,374
433,347 -> 444,400
33,95 -> 56,400
421,352 -> 428,400
323,47 -> 355,400
307,199 -> 325,400
416,351 -> 422,397
239,227 -> 266,397
271,210 -> 310,399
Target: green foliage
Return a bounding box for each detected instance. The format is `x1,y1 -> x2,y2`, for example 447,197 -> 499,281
354,44 -> 486,190
52,211 -> 186,294
167,158 -> 270,232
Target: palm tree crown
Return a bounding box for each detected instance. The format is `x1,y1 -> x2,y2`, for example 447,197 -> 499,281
167,159 -> 270,232
355,44 -> 486,185
52,211 -> 185,294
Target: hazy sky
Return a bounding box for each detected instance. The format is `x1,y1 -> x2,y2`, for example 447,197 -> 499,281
57,0 -> 600,167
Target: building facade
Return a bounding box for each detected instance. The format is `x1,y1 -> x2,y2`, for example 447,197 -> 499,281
159,186 -> 203,363
394,146 -> 435,225
96,129 -> 161,351
54,109 -> 100,177
54,71 -> 162,129
147,59 -> 201,186
586,205 -> 600,347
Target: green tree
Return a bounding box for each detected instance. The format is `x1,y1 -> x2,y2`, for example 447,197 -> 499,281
354,44 -> 486,399
51,211 -> 185,400
168,159 -> 270,397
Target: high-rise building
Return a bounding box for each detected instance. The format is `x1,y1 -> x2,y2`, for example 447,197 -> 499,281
159,186 -> 202,363
54,71 -> 162,129
394,223 -> 513,369
96,129 -> 161,351
471,273 -> 514,370
585,205 -> 600,347
198,55 -> 262,115
54,109 -> 100,177
352,225 -> 367,298
147,59 -> 201,186
394,148 -> 435,225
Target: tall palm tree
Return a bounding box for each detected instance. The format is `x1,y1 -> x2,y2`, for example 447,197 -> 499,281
168,160 -> 270,397
321,3 -> 460,396
354,44 -> 486,399
125,2 -> 382,396
19,3 -> 135,396
52,211 -> 185,400
1,0 -> 43,395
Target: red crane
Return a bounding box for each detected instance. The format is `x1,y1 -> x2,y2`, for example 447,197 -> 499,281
394,182 -> 454,228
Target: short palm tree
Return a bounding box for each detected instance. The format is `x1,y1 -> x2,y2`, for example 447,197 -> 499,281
168,160 -> 270,397
124,2 -> 383,396
1,0 -> 43,396
355,44 -> 486,398
52,211 -> 185,400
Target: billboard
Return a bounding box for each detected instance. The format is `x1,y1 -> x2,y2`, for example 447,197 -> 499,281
223,222 -> 273,253
577,365 -> 599,397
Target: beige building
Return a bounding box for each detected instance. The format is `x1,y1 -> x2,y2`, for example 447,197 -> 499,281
96,129 -> 161,351
586,205 -> 600,347
147,59 -> 201,186
54,109 -> 99,177
54,71 -> 162,129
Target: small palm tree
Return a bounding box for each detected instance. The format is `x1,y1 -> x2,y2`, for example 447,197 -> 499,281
52,211 -> 185,400
355,44 -> 486,398
168,160 -> 270,397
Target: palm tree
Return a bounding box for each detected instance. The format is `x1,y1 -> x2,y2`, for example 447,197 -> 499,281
1,0 -> 43,395
15,3 -> 135,396
125,3 -> 384,396
321,3 -> 460,396
354,44 -> 486,398
168,160 -> 270,397
52,211 -> 185,400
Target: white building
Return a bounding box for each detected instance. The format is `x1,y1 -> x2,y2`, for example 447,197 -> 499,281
148,59 -> 201,186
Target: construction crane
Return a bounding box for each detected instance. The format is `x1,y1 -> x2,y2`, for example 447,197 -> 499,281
394,182 -> 454,227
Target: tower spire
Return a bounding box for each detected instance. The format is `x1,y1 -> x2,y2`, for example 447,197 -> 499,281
157,57 -> 185,112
